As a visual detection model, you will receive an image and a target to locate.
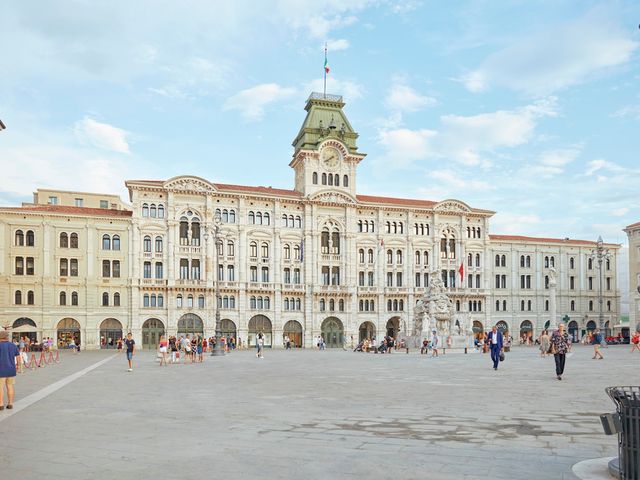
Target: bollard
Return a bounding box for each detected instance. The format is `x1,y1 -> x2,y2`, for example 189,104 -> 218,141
464,347 -> 467,354
605,386 -> 640,479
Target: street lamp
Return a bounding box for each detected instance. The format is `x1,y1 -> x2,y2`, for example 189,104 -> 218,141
210,211 -> 224,356
589,236 -> 612,332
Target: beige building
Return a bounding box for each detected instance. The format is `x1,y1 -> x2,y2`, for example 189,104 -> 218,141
0,93 -> 621,348
624,221 -> 640,331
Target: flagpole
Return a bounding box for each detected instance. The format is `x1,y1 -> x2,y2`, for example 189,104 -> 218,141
323,42 -> 327,98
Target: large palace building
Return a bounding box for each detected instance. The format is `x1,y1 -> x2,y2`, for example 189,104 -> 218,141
0,93 -> 621,349
624,221 -> 640,331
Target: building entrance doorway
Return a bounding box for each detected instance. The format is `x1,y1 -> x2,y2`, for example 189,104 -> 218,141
321,317 -> 344,348
57,318 -> 81,349
177,314 -> 204,339
359,321 -> 375,342
12,317 -> 37,343
142,318 -> 165,350
100,318 -> 123,349
248,315 -> 272,347
283,320 -> 303,348
568,320 -> 579,342
386,317 -> 400,337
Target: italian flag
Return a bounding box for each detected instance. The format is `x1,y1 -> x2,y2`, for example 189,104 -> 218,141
324,55 -> 330,74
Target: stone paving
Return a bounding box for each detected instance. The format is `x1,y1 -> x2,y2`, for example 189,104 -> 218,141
0,344 -> 636,479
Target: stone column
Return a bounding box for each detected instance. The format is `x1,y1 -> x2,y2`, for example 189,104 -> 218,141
548,267 -> 557,331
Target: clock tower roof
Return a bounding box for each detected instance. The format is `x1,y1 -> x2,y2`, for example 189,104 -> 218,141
292,92 -> 360,155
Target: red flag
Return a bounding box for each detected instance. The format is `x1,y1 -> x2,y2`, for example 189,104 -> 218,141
458,262 -> 464,284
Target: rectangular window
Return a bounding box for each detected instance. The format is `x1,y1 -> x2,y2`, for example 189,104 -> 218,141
250,266 -> 258,283
74,198 -> 83,207
70,259 -> 78,277
396,272 -> 402,287
112,260 -> 120,278
322,266 -> 330,285
198,296 -> 205,308
143,262 -> 151,279
293,268 -> 301,284
570,276 -> 575,290
415,273 -> 421,287
468,274 -> 473,288
368,272 -> 374,286
26,257 -> 34,275
227,265 -> 234,281
476,274 -> 481,289
261,267 -> 269,283
496,274 -> 501,289
331,267 -> 340,285
359,271 -> 365,286
520,275 -> 525,289
179,260 -> 189,279
606,277 -> 611,291
284,268 -> 291,284
588,277 -> 593,290
155,263 -> 163,279
218,264 -> 224,281
58,258 -> 67,277
386,272 -> 393,287
48,196 -> 58,205
100,200 -> 109,209
526,275 -> 531,289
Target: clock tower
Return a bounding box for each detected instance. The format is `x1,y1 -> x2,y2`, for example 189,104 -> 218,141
289,92 -> 365,198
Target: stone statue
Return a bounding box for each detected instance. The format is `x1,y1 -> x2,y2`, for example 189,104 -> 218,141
548,266 -> 557,288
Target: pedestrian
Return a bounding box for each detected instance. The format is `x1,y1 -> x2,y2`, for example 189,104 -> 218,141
550,323 -> 571,380
124,333 -> 135,372
430,331 -> 439,357
256,332 -> 264,358
592,329 -> 604,360
0,330 -> 20,410
196,335 -> 204,363
169,336 -> 178,363
631,331 -> 640,353
158,335 -> 168,366
487,326 -> 503,370
420,338 -> 429,354
284,335 -> 291,350
539,330 -> 550,358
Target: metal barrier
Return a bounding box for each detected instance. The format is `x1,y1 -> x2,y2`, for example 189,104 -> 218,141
604,386 -> 640,479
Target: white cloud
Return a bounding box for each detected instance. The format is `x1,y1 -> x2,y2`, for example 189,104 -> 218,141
385,83 -> 436,112
585,159 -> 625,176
461,10 -> 639,95
223,83 -> 297,121
325,39 -> 350,51
612,105 -> 640,119
74,117 -> 131,154
490,213 -> 542,236
612,207 -> 630,217
377,98 -> 557,169
539,146 -> 581,167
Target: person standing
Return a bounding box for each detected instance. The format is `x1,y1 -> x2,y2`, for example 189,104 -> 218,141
550,323 -> 571,380
539,330 -> 550,358
631,331 -> 640,353
158,336 -> 168,366
487,326 -> 503,370
0,331 -> 20,410
124,333 -> 135,372
256,332 -> 264,358
284,335 -> 291,350
592,329 -> 604,359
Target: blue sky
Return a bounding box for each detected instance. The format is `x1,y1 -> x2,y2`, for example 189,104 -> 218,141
0,0 -> 639,245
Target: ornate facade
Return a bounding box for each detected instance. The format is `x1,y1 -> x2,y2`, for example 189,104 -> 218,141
0,93 -> 621,348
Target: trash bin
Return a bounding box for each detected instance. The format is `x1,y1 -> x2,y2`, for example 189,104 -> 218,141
606,386 -> 640,480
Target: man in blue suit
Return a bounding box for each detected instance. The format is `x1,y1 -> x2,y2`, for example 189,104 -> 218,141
487,325 -> 503,370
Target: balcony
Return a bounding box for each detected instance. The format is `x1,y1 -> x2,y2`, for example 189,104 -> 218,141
357,286 -> 378,294
318,285 -> 349,293
177,279 -> 203,286
141,279 -> 168,286
178,246 -> 201,255
384,287 -> 410,294
283,283 -> 306,292
321,254 -> 341,262
246,282 -> 276,291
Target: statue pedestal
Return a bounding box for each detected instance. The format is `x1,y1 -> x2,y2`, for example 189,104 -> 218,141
444,335 -> 476,353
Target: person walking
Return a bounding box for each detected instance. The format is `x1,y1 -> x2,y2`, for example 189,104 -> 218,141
158,336 -> 168,366
124,333 -> 135,372
592,329 -> 604,360
430,331 -> 439,357
550,323 -> 571,380
487,326 -> 503,370
539,330 -> 550,358
0,331 -> 20,410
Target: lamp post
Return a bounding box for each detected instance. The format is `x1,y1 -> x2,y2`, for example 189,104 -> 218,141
589,236 -> 611,333
210,211 -> 224,356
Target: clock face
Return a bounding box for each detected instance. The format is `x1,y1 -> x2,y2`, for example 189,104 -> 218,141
321,146 -> 341,169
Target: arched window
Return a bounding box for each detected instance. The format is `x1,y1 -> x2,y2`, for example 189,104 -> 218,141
158,205 -> 165,218
295,216 -> 302,228
187,294 -> 194,308
520,255 -> 525,267
329,299 -> 335,311
335,175 -> 340,186
322,173 -> 327,185
142,203 -> 149,217
15,290 -> 21,305
143,294 -> 150,307
59,291 -> 66,305
282,215 -> 288,227
155,236 -> 163,252
143,235 -> 152,252
424,251 -> 429,265
570,300 -> 575,311
339,299 -> 344,311
227,240 -> 235,256
416,251 -> 422,265
264,213 -> 270,226
359,249 -> 365,263
368,249 -> 374,263
284,244 -> 291,259
387,299 -> 393,311
256,212 -> 262,225
387,249 -> 393,264
313,172 -> 318,184
284,298 -> 290,310
328,173 -> 333,186
343,175 -> 348,187
501,255 -> 506,267
15,230 -> 24,246
71,291 -> 78,306
102,234 -> 111,250
526,255 -> 531,268
110,235 -> 120,251
544,256 -> 549,268
70,233 -> 78,248
249,212 -> 255,224
467,252 -> 473,266
229,210 -> 236,223
191,220 -> 200,245
496,300 -> 500,311
319,298 -> 325,311
257,297 -> 263,309
331,231 -> 340,254
60,232 -> 68,248
261,242 -> 269,258
359,299 -> 363,311
495,254 -> 500,267
114,293 -> 121,307
150,204 -> 157,218
176,294 -> 183,308
569,257 -> 575,269
475,254 -> 480,267
396,249 -> 403,264
102,292 -> 109,306
23,230 -> 34,246
250,241 -> 257,258
222,209 -> 229,223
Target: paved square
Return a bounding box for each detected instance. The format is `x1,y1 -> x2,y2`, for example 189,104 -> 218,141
0,345 -> 635,479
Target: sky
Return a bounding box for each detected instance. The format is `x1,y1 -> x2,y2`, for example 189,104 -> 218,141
0,0 -> 639,248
